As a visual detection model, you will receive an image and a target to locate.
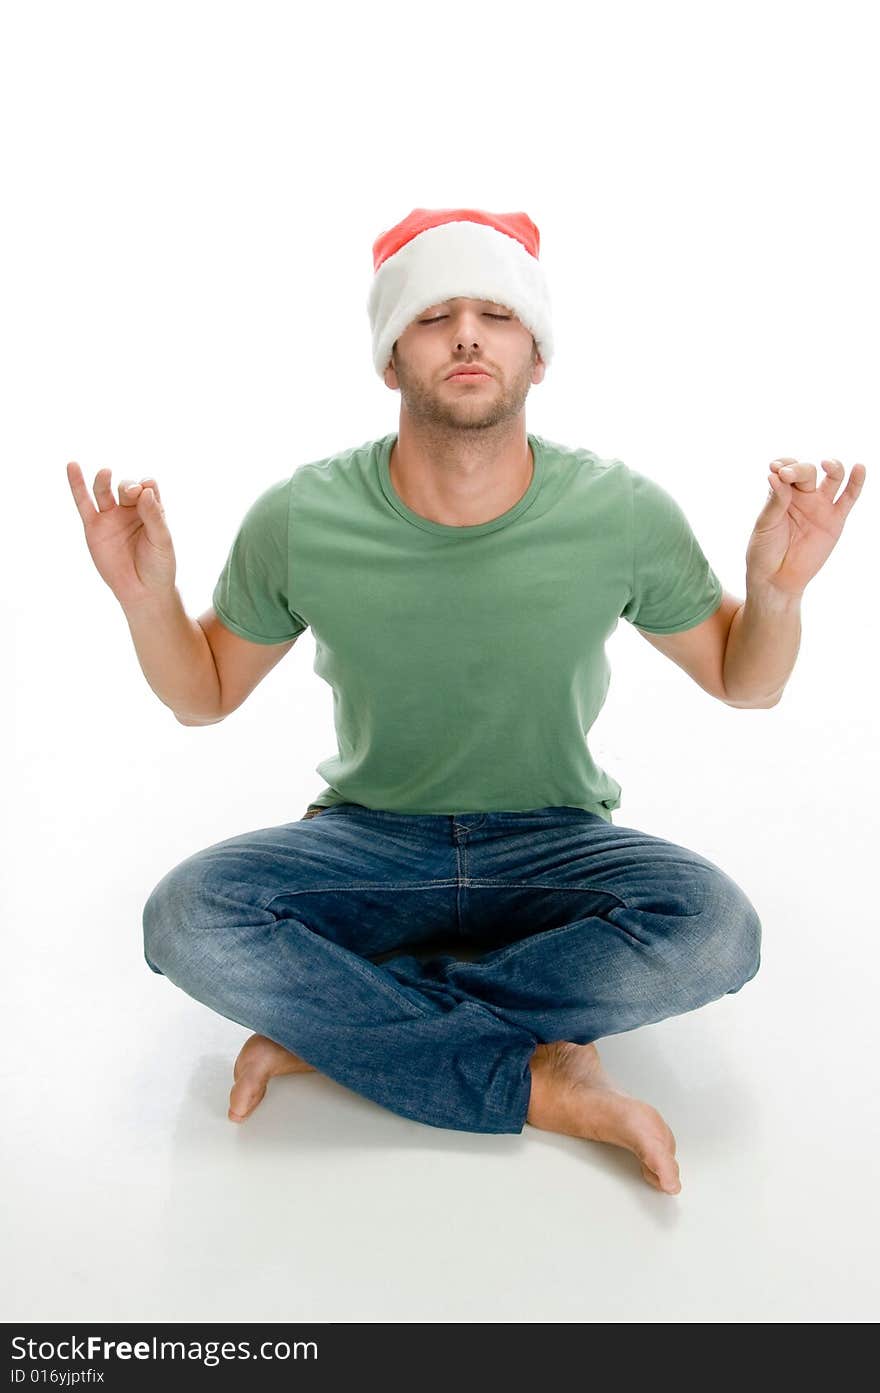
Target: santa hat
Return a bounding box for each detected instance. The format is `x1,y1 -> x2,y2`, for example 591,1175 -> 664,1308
366,207 -> 554,380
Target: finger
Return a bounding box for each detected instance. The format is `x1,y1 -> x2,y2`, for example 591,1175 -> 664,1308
818,458 -> 845,501
118,479 -> 144,506
123,475 -> 161,506
92,468 -> 119,513
834,462 -> 868,521
66,461 -> 99,524
775,461 -> 816,491
768,458 -> 797,488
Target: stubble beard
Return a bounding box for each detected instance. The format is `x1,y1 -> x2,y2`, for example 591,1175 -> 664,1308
393,351 -> 535,435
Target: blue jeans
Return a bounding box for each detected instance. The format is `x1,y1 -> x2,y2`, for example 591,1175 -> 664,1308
142,804 -> 762,1134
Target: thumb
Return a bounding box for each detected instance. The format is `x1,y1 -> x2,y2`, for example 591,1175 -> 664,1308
136,486 -> 169,533
138,476 -> 161,506
765,472 -> 791,507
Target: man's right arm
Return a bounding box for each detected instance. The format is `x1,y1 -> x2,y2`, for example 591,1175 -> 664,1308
122,590 -> 297,725
66,464 -> 297,723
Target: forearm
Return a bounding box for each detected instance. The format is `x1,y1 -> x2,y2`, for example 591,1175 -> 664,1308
722,584 -> 802,707
121,587 -> 222,724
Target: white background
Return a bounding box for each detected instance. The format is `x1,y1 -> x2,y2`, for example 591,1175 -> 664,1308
4,0 -> 878,1323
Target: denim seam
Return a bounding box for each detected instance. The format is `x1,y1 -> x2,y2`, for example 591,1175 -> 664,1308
455,839 -> 465,930
465,880 -> 627,901
261,880 -> 631,904
467,881 -> 703,916
260,881 -> 458,911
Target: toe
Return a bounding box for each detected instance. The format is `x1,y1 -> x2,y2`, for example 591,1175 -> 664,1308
228,1074 -> 266,1122
641,1154 -> 681,1194
641,1163 -> 663,1190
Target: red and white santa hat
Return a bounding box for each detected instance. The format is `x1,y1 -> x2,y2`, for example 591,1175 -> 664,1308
367,207 -> 554,380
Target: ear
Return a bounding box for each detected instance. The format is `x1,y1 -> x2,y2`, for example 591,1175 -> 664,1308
383,350 -> 400,390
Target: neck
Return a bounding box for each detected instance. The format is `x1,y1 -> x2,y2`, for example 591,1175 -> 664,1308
389,417 -> 534,527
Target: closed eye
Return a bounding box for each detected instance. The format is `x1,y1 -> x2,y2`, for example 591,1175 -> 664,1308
418,314 -> 512,323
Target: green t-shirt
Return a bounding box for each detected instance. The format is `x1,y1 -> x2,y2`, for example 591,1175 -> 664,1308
212,432 -> 723,821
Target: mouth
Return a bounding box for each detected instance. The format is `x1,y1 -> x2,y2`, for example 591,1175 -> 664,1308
445,371 -> 493,383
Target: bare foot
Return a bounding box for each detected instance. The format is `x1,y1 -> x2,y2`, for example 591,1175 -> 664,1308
228,1033 -> 316,1122
526,1041 -> 682,1195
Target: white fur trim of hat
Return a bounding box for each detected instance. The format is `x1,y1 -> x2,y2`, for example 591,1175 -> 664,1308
366,207 -> 554,380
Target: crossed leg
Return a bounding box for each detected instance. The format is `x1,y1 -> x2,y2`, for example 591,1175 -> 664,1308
145,805 -> 760,1199
228,1033 -> 682,1195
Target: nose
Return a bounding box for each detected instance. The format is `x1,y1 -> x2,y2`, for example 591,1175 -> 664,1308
454,320 -> 481,352
444,304 -> 484,353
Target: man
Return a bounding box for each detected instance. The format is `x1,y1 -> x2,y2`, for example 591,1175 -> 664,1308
67,207 -> 866,1197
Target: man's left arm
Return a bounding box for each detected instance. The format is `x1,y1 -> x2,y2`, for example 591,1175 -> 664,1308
723,456 -> 866,706
722,585 -> 802,707
636,457 -> 867,707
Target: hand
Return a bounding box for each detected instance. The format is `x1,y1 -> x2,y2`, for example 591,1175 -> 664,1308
745,458 -> 867,598
66,464 -> 177,608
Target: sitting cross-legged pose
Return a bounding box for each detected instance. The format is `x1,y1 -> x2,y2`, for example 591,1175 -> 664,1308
67,206 -> 866,1196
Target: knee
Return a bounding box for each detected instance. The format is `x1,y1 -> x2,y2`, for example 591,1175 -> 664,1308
141,860 -> 205,977
698,868 -> 762,994
141,870 -> 175,975
723,898 -> 762,994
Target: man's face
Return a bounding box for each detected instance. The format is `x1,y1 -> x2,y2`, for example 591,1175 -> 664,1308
382,296 -> 545,432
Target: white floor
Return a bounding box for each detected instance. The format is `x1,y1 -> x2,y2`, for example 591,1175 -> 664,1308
6,816 -> 879,1321
7,635 -> 880,1323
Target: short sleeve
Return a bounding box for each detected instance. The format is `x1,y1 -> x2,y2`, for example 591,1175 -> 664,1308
211,478 -> 308,644
620,467 -> 723,634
